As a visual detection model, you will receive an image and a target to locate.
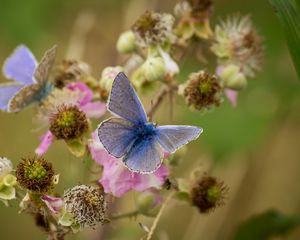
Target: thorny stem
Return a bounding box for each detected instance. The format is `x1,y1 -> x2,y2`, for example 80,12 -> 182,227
146,191 -> 175,240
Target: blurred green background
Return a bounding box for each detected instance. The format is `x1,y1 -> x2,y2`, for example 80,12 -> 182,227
0,0 -> 300,239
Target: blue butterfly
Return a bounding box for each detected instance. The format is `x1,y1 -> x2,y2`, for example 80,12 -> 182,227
0,45 -> 57,112
97,72 -> 203,174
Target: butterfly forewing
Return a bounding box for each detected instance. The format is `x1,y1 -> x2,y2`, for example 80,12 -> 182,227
123,136 -> 163,173
98,117 -> 138,158
3,45 -> 37,85
0,84 -> 24,111
34,45 -> 57,84
108,72 -> 147,125
156,125 -> 203,153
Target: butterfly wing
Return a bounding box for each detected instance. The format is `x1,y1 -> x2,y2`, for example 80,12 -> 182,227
0,84 -> 24,111
3,45 -> 37,85
98,117 -> 138,158
156,125 -> 203,153
8,83 -> 52,112
108,72 -> 147,125
34,45 -> 57,84
123,136 -> 163,173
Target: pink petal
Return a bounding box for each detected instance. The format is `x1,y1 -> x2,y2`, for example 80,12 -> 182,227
67,82 -> 93,105
88,131 -> 170,197
134,165 -> 169,192
35,131 -> 54,156
225,89 -> 238,107
41,195 -> 64,214
80,101 -> 106,119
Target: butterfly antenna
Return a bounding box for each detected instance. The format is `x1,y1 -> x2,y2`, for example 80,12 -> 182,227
149,99 -> 153,122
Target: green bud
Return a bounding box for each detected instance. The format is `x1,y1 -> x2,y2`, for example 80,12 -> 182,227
142,56 -> 166,81
193,20 -> 213,39
100,66 -> 124,92
116,31 -> 136,54
221,64 -> 247,90
3,174 -> 16,187
0,185 -> 16,201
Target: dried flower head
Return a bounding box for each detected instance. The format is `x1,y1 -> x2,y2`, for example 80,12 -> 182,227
63,185 -> 107,227
49,105 -> 89,140
16,155 -> 54,193
211,15 -> 264,78
132,11 -> 175,47
188,0 -> 213,18
174,0 -> 213,40
179,71 -> 222,111
54,59 -> 91,88
0,157 -> 13,179
191,175 -> 228,213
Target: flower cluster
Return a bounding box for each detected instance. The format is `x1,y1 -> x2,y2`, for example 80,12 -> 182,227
0,1 -> 267,239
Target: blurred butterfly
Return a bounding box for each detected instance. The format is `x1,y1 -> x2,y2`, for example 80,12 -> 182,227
0,45 -> 57,112
97,72 -> 203,174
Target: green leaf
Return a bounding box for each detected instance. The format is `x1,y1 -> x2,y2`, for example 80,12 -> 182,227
269,0 -> 300,80
234,210 -> 300,240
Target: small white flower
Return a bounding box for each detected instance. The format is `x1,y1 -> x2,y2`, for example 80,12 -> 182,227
0,157 -> 13,179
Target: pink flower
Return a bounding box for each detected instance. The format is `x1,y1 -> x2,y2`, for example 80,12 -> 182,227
224,89 -> 238,107
35,82 -> 106,155
89,132 -> 169,197
41,195 -> 64,214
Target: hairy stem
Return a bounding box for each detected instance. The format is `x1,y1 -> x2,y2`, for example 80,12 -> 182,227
146,191 -> 174,240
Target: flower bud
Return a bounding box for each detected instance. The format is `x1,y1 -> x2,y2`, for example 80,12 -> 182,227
219,64 -> 247,90
116,31 -> 136,54
99,66 -> 123,93
142,56 -> 166,81
0,157 -> 13,179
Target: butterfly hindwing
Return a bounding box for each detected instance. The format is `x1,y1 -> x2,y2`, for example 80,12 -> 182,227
3,45 -> 37,85
123,135 -> 163,173
8,83 -> 52,112
34,45 -> 57,84
98,117 -> 138,158
0,83 -> 24,111
156,125 -> 203,153
108,72 -> 147,125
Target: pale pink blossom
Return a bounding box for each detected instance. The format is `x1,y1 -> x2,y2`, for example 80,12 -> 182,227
89,132 -> 169,197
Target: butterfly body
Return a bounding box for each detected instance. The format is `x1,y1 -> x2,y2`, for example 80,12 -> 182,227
1,45 -> 57,112
97,72 -> 203,174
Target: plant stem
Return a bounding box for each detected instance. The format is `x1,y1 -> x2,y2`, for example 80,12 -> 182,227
146,191 -> 174,240
147,86 -> 169,119
147,84 -> 178,119
111,210 -> 140,220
